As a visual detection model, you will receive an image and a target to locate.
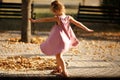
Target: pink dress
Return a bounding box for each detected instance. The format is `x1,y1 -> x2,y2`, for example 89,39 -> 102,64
40,15 -> 79,55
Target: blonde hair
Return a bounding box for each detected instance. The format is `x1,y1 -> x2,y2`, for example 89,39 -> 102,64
50,0 -> 65,13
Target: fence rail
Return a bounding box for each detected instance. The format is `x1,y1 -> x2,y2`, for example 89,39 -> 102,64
0,2 -> 34,19
77,4 -> 120,23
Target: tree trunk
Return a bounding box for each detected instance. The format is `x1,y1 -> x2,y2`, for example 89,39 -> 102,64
21,0 -> 32,43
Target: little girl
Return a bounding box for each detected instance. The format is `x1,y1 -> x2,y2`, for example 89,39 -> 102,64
30,0 -> 93,77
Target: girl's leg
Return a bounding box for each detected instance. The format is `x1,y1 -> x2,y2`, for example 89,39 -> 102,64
56,53 -> 68,77
56,55 -> 62,73
51,55 -> 62,74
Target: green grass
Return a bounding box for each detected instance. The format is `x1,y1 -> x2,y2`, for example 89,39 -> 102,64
34,8 -> 78,18
0,7 -> 78,31
32,8 -> 78,31
1,7 -> 119,32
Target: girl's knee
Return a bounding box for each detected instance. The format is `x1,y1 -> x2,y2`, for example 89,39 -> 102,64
56,53 -> 62,58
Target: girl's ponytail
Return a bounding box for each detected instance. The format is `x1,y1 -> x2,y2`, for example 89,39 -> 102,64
50,0 -> 65,13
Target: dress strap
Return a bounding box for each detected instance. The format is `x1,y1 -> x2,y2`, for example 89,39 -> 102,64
57,16 -> 70,39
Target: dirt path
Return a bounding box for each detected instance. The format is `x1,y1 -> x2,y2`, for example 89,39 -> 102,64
0,31 -> 120,78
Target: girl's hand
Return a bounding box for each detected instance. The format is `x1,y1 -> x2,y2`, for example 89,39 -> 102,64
29,18 -> 36,23
87,29 -> 94,32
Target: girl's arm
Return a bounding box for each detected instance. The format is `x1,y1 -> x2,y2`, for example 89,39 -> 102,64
29,16 -> 57,23
69,16 -> 94,32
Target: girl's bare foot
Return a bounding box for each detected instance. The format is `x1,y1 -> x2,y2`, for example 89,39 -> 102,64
56,71 -> 69,77
50,68 -> 62,74
61,71 -> 69,77
50,69 -> 59,74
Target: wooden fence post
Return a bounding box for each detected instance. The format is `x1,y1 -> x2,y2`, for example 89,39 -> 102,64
21,0 -> 32,43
